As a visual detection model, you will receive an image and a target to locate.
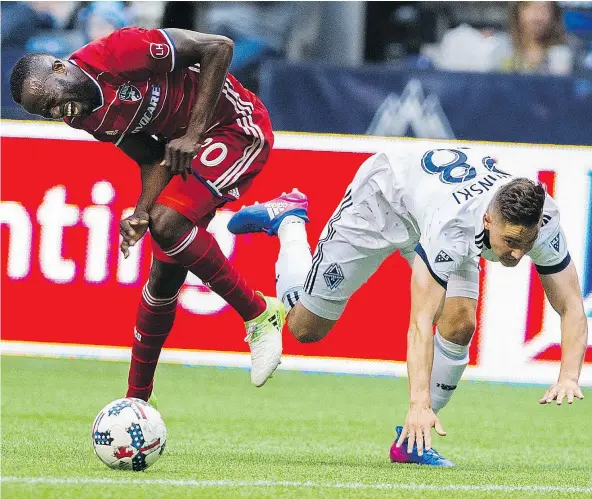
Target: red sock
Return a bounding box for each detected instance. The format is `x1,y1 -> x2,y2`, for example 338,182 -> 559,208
163,227 -> 265,321
126,284 -> 178,401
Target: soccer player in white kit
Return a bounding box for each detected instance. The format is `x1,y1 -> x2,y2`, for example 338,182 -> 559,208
228,145 -> 587,466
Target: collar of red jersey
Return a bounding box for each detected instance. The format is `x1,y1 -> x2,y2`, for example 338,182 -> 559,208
68,60 -> 105,113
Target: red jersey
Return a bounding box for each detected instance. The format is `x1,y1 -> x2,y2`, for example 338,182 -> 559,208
64,27 -> 264,144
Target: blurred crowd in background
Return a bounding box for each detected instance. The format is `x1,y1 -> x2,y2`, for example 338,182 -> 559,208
3,1 -> 592,128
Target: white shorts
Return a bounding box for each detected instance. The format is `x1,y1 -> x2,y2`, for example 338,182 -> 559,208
300,166 -> 479,321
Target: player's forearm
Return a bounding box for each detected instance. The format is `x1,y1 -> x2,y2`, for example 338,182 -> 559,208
558,305 -> 588,380
406,318 -> 434,406
163,29 -> 233,139
185,41 -> 233,138
135,162 -> 172,214
167,29 -> 234,139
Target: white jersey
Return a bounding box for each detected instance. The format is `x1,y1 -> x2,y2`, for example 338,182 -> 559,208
298,144 -> 571,320
349,145 -> 570,287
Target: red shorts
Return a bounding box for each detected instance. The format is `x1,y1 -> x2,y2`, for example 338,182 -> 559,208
152,104 -> 273,262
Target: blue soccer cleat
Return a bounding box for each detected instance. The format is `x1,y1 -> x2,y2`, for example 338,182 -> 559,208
389,426 -> 454,467
227,189 -> 309,236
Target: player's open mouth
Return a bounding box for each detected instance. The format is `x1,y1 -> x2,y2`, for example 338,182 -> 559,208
62,101 -> 82,117
50,101 -> 82,119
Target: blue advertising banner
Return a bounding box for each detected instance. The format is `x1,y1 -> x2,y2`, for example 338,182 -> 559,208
259,60 -> 592,145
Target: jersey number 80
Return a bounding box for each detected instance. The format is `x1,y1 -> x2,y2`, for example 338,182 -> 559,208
421,149 -> 506,184
421,149 -> 476,184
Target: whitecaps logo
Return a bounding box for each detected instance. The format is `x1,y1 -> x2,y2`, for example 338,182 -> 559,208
367,79 -> 454,139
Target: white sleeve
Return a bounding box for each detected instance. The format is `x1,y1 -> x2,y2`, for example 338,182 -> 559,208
528,208 -> 570,274
416,218 -> 471,288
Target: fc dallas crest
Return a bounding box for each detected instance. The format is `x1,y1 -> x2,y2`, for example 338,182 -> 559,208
118,84 -> 142,103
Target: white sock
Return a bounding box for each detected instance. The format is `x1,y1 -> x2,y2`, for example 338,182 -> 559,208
276,216 -> 311,312
430,329 -> 469,413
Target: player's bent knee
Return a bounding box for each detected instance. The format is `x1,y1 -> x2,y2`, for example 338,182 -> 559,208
287,302 -> 336,343
439,318 -> 476,345
438,298 -> 477,345
148,204 -> 194,249
446,319 -> 476,345
289,321 -> 328,343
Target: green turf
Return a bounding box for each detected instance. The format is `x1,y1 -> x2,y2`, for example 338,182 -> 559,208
1,356 -> 591,498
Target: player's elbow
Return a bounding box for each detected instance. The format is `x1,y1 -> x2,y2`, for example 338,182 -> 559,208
556,297 -> 587,323
218,36 -> 234,51
549,288 -> 582,317
207,36 -> 234,59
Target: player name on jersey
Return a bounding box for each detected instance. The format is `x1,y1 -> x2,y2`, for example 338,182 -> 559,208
452,172 -> 511,205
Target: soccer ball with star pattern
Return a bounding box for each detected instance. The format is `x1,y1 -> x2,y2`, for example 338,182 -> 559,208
92,398 -> 167,471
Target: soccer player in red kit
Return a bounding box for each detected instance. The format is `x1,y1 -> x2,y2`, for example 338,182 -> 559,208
10,27 -> 287,400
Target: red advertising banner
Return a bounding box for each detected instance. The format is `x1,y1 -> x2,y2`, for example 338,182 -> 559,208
2,124 -> 591,385
1,135 -> 422,361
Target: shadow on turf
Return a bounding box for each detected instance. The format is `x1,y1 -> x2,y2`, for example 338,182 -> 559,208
190,451 -> 440,470
187,449 -> 592,475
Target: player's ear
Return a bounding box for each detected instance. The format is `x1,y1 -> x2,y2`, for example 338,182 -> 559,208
52,60 -> 67,74
483,211 -> 492,230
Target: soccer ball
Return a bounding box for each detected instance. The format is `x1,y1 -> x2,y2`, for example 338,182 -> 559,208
92,398 -> 167,471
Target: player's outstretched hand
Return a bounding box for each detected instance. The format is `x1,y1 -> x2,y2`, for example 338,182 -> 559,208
397,405 -> 446,455
161,136 -> 202,182
120,211 -> 149,259
539,378 -> 584,405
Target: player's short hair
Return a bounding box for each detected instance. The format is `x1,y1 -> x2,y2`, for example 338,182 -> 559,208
492,178 -> 546,227
10,53 -> 47,104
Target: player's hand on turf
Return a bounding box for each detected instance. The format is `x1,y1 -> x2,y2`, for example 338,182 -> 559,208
539,378 -> 584,405
161,136 -> 202,182
120,211 -> 149,259
397,405 -> 446,455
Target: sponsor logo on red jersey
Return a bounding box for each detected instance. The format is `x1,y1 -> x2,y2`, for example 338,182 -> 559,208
131,85 -> 161,134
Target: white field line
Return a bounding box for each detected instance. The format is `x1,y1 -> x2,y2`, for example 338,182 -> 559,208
0,341 -> 592,386
1,476 -> 591,493
2,340 -> 592,386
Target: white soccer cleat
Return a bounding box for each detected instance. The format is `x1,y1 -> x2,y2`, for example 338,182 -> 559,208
244,293 -> 286,387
